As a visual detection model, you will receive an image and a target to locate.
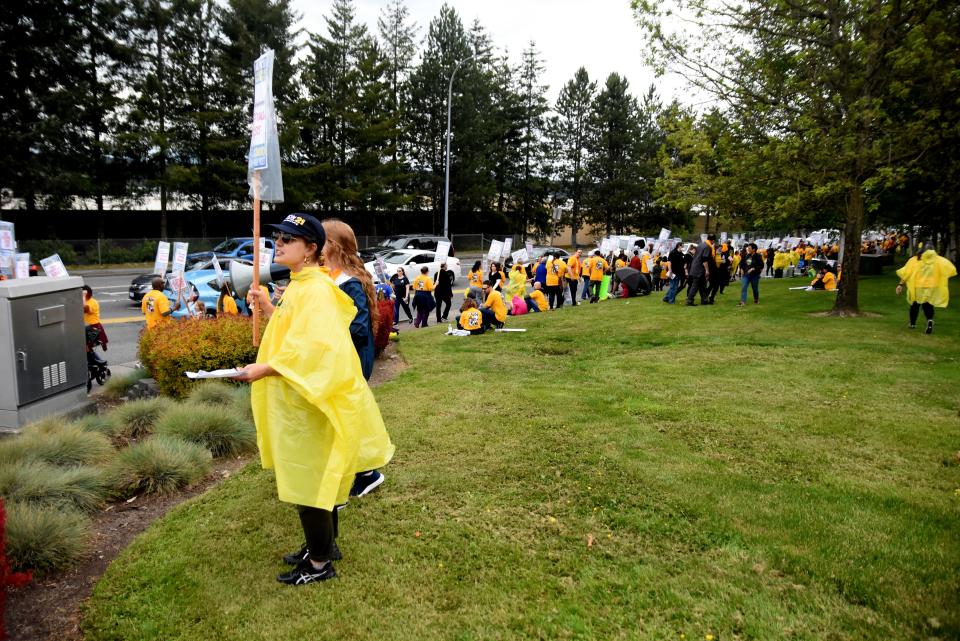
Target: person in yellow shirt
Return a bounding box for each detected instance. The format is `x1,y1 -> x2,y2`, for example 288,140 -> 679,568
467,260 -> 484,300
217,283 -> 239,316
810,267 -> 837,291
588,251 -> 608,303
410,265 -> 435,328
545,253 -> 567,309
480,281 -> 507,328
566,249 -> 582,306
82,285 -> 109,351
896,244 -> 957,333
456,298 -> 485,334
525,281 -> 548,312
141,277 -> 179,329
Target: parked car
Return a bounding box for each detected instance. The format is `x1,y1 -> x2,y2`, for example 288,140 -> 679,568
364,249 -> 461,283
163,258 -> 258,319
128,256 -> 246,303
526,247 -> 571,263
359,235 -> 454,263
186,237 -> 276,264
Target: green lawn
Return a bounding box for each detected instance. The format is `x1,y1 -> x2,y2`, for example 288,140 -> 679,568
83,271 -> 960,641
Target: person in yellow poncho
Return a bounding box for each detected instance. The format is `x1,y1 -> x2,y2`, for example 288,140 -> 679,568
505,262 -> 528,303
236,213 -> 394,586
896,245 -> 957,334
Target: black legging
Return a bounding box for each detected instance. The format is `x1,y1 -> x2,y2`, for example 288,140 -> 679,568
909,302 -> 934,325
297,505 -> 339,562
435,295 -> 451,322
394,297 -> 412,323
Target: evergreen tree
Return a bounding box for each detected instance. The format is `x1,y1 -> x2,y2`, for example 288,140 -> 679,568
548,67 -> 596,245
515,42 -> 550,237
377,0 -> 417,207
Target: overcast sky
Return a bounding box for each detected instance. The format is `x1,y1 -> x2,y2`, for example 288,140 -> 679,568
291,0 -> 695,106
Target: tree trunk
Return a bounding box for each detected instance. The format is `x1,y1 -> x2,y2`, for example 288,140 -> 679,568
831,183 -> 864,315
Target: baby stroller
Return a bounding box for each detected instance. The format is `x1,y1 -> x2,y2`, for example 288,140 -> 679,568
85,325 -> 111,392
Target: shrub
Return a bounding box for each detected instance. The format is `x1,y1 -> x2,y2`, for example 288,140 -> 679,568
6,424 -> 113,467
154,406 -> 255,458
186,380 -> 236,407
375,298 -> 394,356
73,413 -> 115,436
5,502 -> 89,573
100,368 -> 150,400
107,436 -> 211,497
0,461 -> 108,512
107,397 -> 174,440
232,385 -> 253,423
139,316 -> 259,398
17,239 -> 78,266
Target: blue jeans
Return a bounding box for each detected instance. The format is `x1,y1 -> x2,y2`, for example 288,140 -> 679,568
580,277 -> 591,300
740,274 -> 760,303
663,276 -> 679,303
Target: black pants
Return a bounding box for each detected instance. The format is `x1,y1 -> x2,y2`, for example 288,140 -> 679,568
685,274 -> 708,304
435,294 -> 451,322
298,505 -> 338,562
394,298 -> 413,323
567,279 -> 578,304
547,285 -> 561,309
909,302 -> 934,325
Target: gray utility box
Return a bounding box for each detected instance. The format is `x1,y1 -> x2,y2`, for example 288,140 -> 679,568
0,276 -> 89,432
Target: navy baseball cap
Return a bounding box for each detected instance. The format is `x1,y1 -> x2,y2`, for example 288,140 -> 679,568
266,213 -> 326,246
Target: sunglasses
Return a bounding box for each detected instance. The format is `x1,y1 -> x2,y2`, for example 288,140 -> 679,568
272,231 -> 303,245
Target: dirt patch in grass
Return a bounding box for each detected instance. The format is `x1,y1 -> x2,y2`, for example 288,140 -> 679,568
5,350 -> 405,641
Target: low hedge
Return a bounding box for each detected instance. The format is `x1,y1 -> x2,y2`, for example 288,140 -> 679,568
139,316 -> 259,399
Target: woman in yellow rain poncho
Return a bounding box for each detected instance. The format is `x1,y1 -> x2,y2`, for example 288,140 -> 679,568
505,262 -> 528,304
236,213 -> 394,586
896,245 -> 957,334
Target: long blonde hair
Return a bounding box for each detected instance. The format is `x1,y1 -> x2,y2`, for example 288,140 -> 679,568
321,219 -> 379,332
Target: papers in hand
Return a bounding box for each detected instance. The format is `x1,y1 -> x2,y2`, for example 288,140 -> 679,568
185,368 -> 242,379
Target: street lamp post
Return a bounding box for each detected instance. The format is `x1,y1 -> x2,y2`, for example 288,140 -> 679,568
443,54 -> 475,240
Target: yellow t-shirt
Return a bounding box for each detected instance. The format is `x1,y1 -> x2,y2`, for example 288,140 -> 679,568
459,308 -> 482,331
219,294 -> 239,316
615,258 -> 627,271
566,256 -> 581,280
484,291 -> 507,322
468,270 -> 483,288
83,297 -> 100,325
822,272 -> 837,291
804,247 -> 816,260
528,289 -> 547,310
412,274 -> 434,292
546,259 -> 566,286
141,290 -> 171,329
589,257 -> 608,281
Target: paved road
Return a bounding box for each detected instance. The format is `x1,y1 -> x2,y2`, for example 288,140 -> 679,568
78,265 -> 485,368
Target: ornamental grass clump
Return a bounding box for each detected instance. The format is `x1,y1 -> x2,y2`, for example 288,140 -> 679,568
73,413 -> 115,436
232,385 -> 253,423
186,380 -> 237,407
5,502 -> 89,573
107,397 -> 174,440
4,424 -> 113,467
154,405 -> 256,458
107,436 -> 211,498
100,368 -> 150,400
0,461 -> 108,513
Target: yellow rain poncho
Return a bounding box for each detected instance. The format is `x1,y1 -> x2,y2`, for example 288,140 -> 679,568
252,266 -> 394,510
505,267 -> 527,300
773,251 -> 791,271
896,249 -> 957,308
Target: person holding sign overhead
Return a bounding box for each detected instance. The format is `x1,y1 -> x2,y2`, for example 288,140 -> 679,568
235,212 -> 393,586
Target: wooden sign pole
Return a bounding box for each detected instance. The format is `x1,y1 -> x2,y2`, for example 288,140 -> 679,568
252,171 -> 261,346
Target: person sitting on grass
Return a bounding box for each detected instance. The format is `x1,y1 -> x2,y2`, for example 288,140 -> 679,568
810,267 -> 837,291
525,281 -> 547,313
457,298 -> 485,335
480,280 -> 507,329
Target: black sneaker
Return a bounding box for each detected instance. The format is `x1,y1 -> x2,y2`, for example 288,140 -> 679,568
277,559 -> 336,586
350,470 -> 385,497
926,320 -> 934,334
283,542 -> 342,565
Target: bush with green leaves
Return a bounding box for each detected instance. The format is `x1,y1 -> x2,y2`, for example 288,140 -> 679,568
18,239 -> 78,265
100,368 -> 150,400
154,406 -> 255,458
138,316 -> 259,398
186,380 -> 237,407
0,424 -> 113,467
107,436 -> 211,497
107,397 -> 174,440
0,461 -> 108,512
5,502 -> 89,573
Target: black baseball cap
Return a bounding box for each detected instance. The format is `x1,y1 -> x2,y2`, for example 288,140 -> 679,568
266,213 -> 326,246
